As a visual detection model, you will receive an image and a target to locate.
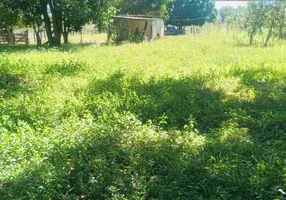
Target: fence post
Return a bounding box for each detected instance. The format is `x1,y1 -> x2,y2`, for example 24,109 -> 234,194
107,20 -> 112,42
25,30 -> 29,45
12,33 -> 16,45
1,29 -> 4,44
193,26 -> 196,37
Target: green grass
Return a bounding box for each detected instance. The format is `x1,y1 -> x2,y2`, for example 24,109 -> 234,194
1,31 -> 286,199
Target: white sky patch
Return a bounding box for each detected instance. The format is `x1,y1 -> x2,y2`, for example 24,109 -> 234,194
215,1 -> 248,9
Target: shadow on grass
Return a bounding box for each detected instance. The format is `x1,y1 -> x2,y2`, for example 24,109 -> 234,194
0,43 -> 97,54
58,43 -> 100,53
2,69 -> 286,199
231,68 -> 286,142
44,59 -> 86,76
0,44 -> 43,53
87,72 -> 229,132
1,118 -> 266,200
0,70 -> 42,132
0,72 -> 33,99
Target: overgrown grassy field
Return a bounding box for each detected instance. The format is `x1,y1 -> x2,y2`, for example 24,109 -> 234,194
1,32 -> 286,199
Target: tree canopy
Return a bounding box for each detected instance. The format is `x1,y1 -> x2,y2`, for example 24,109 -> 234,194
0,0 -> 21,29
0,0 -> 116,46
218,6 -> 246,30
167,0 -> 216,29
116,0 -> 171,17
245,0 -> 286,46
39,0 -> 116,45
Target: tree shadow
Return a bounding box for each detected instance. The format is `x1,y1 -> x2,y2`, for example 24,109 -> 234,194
1,115 -> 263,200
0,70 -> 40,132
1,113 -> 281,199
0,72 -> 33,99
86,69 -> 286,142
0,45 -> 42,53
230,67 -> 286,142
87,71 -> 230,132
0,43 -> 97,54
58,43 -> 99,53
2,70 -> 286,199
44,60 -> 86,76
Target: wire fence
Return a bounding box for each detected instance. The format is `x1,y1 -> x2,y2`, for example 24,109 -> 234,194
2,21 -> 238,45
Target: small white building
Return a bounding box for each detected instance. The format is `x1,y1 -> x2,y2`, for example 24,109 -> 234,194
109,15 -> 164,42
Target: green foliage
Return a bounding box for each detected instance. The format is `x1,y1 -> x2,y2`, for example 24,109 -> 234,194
245,0 -> 286,46
0,0 -> 21,29
127,30 -> 144,43
1,32 -> 286,199
116,0 -> 171,17
219,6 -> 246,29
61,0 -> 91,31
167,0 -> 216,29
88,0 -> 117,32
45,60 -> 85,76
16,0 -> 44,45
1,0 -> 116,45
245,1 -> 265,45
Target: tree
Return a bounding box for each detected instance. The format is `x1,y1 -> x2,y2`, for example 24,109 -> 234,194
117,0 -> 171,17
263,0 -> 286,46
38,0 -> 90,45
40,0 -> 116,46
88,0 -> 117,32
218,6 -> 233,24
17,0 -> 44,46
245,1 -> 265,45
167,0 -> 216,29
277,1 -> 286,38
0,0 -> 21,44
219,6 -> 246,29
263,2 -> 278,47
245,0 -> 286,46
206,7 -> 217,23
1,0 -> 119,46
61,0 -> 90,44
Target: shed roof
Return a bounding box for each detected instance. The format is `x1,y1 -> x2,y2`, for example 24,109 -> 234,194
112,15 -> 162,21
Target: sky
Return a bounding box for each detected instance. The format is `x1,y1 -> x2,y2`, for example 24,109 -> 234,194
215,1 -> 248,9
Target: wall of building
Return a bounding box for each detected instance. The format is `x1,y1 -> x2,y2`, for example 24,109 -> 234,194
113,17 -> 164,42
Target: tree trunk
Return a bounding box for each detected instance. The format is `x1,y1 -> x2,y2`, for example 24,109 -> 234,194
264,26 -> 273,47
33,21 -> 42,46
52,16 -> 62,46
40,0 -> 53,45
249,34 -> 254,45
50,1 -> 62,46
5,27 -> 14,45
63,32 -> 69,44
63,22 -> 70,44
36,33 -> 42,46
24,30 -> 29,45
41,0 -> 62,46
279,24 -> 284,39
